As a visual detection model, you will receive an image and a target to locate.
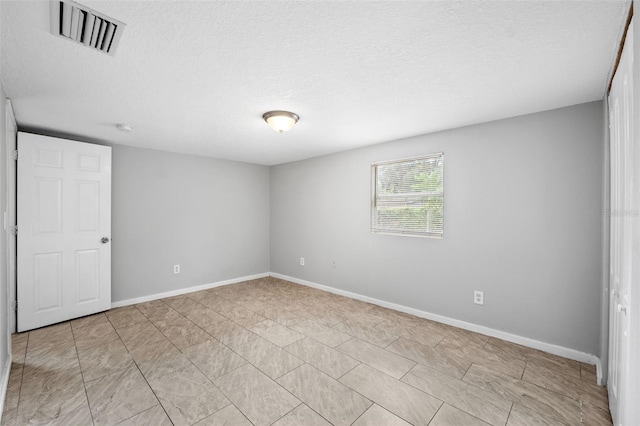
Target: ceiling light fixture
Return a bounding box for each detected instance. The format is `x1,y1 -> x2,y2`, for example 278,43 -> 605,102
262,111 -> 299,133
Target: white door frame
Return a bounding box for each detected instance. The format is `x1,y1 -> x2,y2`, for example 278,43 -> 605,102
4,100 -> 16,340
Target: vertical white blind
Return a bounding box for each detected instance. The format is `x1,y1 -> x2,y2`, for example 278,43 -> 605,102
371,153 -> 444,237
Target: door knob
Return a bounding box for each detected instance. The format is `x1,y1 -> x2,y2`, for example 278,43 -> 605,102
101,237 -> 110,244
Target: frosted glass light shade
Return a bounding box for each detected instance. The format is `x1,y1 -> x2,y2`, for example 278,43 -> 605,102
263,111 -> 299,133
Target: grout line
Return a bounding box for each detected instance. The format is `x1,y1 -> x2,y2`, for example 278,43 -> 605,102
69,321 -> 97,426
505,402 -> 515,425
129,358 -> 172,423
336,361 -> 362,381
13,333 -> 30,420
268,402 -> 303,425
427,401 -> 445,425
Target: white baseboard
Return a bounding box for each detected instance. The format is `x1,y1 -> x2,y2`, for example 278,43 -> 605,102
0,354 -> 12,422
270,272 -> 602,372
111,272 -> 270,308
596,358 -> 604,386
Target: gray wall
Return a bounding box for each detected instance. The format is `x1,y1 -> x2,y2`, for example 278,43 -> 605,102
111,145 -> 270,302
270,101 -> 604,355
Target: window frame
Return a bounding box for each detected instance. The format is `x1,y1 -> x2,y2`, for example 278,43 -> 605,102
370,152 -> 444,239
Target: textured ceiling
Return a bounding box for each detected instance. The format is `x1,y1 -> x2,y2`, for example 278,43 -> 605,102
0,1 -> 630,165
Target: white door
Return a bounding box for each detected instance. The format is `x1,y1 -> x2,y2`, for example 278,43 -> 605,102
17,132 -> 111,332
608,21 -> 633,425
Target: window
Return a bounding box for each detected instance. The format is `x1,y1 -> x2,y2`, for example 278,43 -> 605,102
371,153 -> 444,238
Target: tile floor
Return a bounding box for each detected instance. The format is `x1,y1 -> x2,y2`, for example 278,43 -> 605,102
1,277 -> 611,425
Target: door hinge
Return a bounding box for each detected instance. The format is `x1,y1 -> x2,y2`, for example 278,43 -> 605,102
12,150 -> 17,161
9,225 -> 17,236
12,300 -> 17,311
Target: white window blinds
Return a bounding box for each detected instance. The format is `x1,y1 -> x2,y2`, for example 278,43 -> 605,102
371,153 -> 444,238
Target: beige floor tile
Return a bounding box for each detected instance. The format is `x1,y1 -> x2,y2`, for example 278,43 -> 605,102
401,363 -> 512,425
580,402 -> 613,426
336,337 -> 415,379
20,367 -> 83,403
233,336 -> 304,379
249,320 -> 304,347
259,307 -> 306,327
290,320 -> 352,347
185,289 -> 212,302
85,365 -> 158,426
215,364 -> 300,426
116,321 -> 166,350
367,308 -> 425,328
387,337 -> 471,379
202,320 -> 260,348
484,338 -> 531,361
70,313 -> 110,331
463,364 -> 581,425
435,337 -> 525,379
234,295 -> 277,312
163,295 -> 205,315
3,280 -> 611,426
23,345 -> 80,376
521,360 -> 597,400
580,383 -> 609,411
149,364 -> 230,425
473,341 -> 527,379
442,327 -> 490,348
16,379 -> 92,426
77,338 -> 134,382
337,308 -> 386,328
333,320 -> 398,348
117,405 -> 172,426
159,321 -> 211,349
340,363 -> 441,425
215,303 -> 267,327
129,338 -> 192,381
72,318 -> 120,351
278,364 -> 372,426
105,306 -> 149,330
148,308 -> 190,330
198,294 -> 233,312
430,403 -> 490,426
135,300 -> 174,321
27,322 -> 75,352
1,405 -> 17,426
4,363 -> 23,414
272,404 -> 332,426
352,404 -> 412,426
10,333 -> 28,362
182,338 -> 247,379
524,353 -> 581,379
580,364 -> 598,385
285,337 -> 360,379
375,321 -> 446,348
194,404 -> 253,425
184,305 -> 228,329
507,403 -> 571,426
289,304 -> 344,326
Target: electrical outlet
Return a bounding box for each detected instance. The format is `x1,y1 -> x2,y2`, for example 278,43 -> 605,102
474,290 -> 484,305
300,257 -> 305,266
174,264 -> 180,274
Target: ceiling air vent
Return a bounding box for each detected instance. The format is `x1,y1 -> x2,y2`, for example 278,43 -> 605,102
50,0 -> 125,56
